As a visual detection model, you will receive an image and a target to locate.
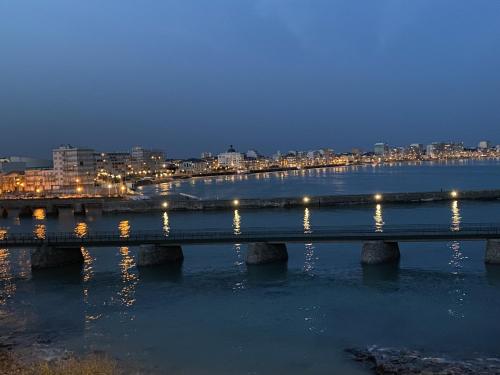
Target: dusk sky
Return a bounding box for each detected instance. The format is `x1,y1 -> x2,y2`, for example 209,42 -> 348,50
1,0 -> 500,159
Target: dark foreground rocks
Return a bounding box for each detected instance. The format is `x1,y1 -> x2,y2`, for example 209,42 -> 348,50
347,346 -> 500,374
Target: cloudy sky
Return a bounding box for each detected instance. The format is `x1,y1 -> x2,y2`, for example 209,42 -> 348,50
1,0 -> 500,158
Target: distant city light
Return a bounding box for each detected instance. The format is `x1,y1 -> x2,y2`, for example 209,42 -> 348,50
162,202 -> 168,208
303,196 -> 310,204
76,186 -> 83,193
374,194 -> 383,201
233,199 -> 240,206
451,190 -> 458,198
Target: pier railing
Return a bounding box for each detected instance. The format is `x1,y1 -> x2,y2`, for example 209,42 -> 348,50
2,223 -> 500,248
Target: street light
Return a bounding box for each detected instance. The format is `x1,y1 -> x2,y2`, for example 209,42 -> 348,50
374,193 -> 383,201
451,190 -> 458,198
233,199 -> 240,206
303,196 -> 310,204
162,202 -> 168,209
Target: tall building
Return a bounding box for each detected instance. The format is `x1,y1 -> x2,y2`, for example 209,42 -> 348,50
131,147 -> 166,175
374,143 -> 389,155
478,140 -> 491,150
96,152 -> 132,178
218,145 -> 243,169
52,145 -> 96,190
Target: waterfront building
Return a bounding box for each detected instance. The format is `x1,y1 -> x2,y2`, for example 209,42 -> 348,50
201,152 -> 213,159
24,168 -> 57,193
131,146 -> 166,175
0,171 -> 25,194
478,140 -> 491,150
426,143 -> 444,158
246,150 -> 260,159
217,146 -> 243,169
53,145 -> 96,191
179,159 -> 211,175
374,143 -> 389,155
96,152 -> 132,179
409,144 -> 424,155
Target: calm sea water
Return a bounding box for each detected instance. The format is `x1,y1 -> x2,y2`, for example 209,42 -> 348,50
1,162 -> 500,374
145,159 -> 500,199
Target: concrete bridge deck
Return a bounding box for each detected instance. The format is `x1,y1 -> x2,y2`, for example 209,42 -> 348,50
2,223 -> 500,248
3,223 -> 500,269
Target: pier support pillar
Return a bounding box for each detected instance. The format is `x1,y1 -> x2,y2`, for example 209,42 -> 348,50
361,241 -> 400,265
45,205 -> 59,217
31,245 -> 84,270
485,239 -> 500,264
73,203 -> 86,216
0,208 -> 7,218
19,206 -> 34,218
137,245 -> 184,267
246,243 -> 288,265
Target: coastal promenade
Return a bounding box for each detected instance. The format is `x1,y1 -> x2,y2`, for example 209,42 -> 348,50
2,189 -> 500,216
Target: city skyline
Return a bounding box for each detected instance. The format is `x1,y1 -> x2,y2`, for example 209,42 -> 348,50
1,138 -> 498,161
1,0 -> 500,158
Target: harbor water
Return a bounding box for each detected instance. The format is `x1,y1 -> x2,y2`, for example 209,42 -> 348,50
1,161 -> 500,374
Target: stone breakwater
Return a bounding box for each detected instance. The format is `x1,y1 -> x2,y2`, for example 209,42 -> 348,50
347,346 -> 500,374
103,189 -> 500,213
2,189 -> 500,215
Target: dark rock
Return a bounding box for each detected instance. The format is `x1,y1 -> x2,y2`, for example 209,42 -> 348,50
346,346 -> 500,374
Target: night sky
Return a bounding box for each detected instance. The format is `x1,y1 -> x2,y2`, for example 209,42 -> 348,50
1,0 -> 500,158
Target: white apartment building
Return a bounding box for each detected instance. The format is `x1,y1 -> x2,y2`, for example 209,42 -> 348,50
218,146 -> 243,169
53,145 -> 96,190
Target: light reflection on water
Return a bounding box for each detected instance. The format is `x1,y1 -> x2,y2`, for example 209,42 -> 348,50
117,221 -> 137,309
232,209 -> 244,272
162,212 -> 170,236
374,204 -> 384,233
32,208 -> 46,221
118,247 -> 138,309
81,247 -> 101,326
34,224 -> 46,239
0,249 -> 15,305
448,200 -> 468,318
1,196 -> 500,374
303,208 -> 316,275
75,222 -> 88,238
119,220 -> 131,238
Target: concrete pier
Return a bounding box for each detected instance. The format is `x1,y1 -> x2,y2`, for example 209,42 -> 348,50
31,245 -> 84,269
137,244 -> 184,267
361,241 -> 400,265
485,239 -> 500,264
246,242 -> 288,265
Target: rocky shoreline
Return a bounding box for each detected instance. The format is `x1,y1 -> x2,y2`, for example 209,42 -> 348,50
347,346 -> 500,374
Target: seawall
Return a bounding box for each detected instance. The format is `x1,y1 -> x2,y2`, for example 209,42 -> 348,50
2,189 -> 496,215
